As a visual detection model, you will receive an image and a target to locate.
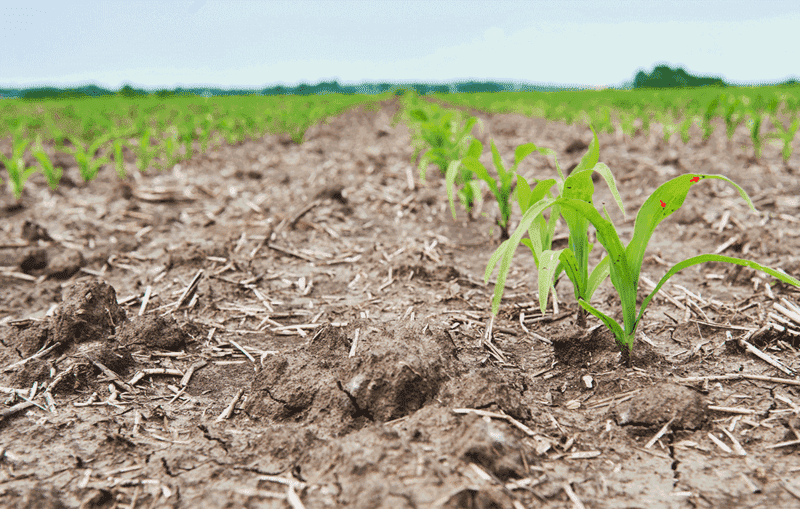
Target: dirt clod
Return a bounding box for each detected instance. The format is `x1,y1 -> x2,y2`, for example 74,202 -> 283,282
116,314 -> 188,350
53,281 -> 127,346
246,320 -> 456,433
614,382 -> 707,429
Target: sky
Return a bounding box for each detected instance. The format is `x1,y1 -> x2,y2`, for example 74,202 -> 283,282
1,0 -> 799,90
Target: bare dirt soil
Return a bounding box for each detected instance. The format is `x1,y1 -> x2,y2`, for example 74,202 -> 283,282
2,97 -> 800,508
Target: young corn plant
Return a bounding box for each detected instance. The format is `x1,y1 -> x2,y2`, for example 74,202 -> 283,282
57,134 -> 113,182
31,135 -> 62,190
135,129 -> 160,172
493,172 -> 800,359
701,95 -> 721,141
176,118 -> 198,162
485,127 -> 625,328
154,125 -> 182,170
764,98 -> 800,163
406,103 -> 483,213
678,115 -> 697,145
100,123 -> 138,178
196,114 -> 215,154
0,131 -> 38,199
724,97 -> 745,141
767,117 -> 800,163
447,140 -> 540,239
410,107 -> 479,178
558,175 -> 800,356
111,138 -> 129,178
746,112 -> 764,158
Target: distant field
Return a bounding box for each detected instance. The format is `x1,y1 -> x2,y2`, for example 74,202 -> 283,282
0,93 -> 394,143
432,85 -> 800,157
2,85 -> 799,199
0,93 -> 392,197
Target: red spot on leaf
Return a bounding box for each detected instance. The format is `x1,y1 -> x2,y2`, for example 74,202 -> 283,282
690,176 -> 700,183
659,200 -> 666,208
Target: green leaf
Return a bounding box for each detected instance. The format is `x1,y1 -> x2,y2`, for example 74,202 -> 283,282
520,238 -> 538,265
520,179 -> 558,260
590,162 -> 626,218
461,157 -> 500,197
445,160 -> 464,220
577,298 -> 631,351
537,249 -> 563,313
626,174 -> 756,290
490,141 -> 508,181
466,139 -> 483,158
464,179 -> 483,211
638,254 -> 800,328
32,149 -> 61,190
521,177 -> 556,213
558,168 -> 596,300
513,143 -> 539,172
409,109 -> 428,122
455,116 -> 478,143
558,247 -> 585,301
485,238 -> 512,286
487,194 -> 557,315
516,174 -> 532,213
89,133 -> 112,155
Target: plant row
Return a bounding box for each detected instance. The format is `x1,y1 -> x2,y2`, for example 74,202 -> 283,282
0,93 -> 392,199
399,91 -> 800,359
433,85 -> 800,162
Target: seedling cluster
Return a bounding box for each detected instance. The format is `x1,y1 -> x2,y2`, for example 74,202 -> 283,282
398,92 -> 800,357
488,144 -> 800,355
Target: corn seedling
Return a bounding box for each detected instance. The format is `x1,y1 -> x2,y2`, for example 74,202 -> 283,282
31,135 -> 62,190
617,111 -> 638,139
156,125 -> 182,170
196,114 -> 214,154
0,131 -> 38,199
659,114 -> 681,144
403,98 -> 483,212
678,116 -> 694,144
746,113 -> 764,158
491,169 -> 800,357
448,140 -> 540,239
111,138 -> 128,178
557,174 -> 799,355
724,97 -> 745,141
485,127 -> 625,327
135,129 -> 160,172
57,134 -> 113,182
407,103 -> 480,180
701,96 -> 720,141
764,115 -> 800,162
104,124 -> 137,178
176,119 -> 197,161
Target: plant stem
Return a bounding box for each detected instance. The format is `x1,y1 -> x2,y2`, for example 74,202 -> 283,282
576,307 -> 587,329
499,223 -> 510,241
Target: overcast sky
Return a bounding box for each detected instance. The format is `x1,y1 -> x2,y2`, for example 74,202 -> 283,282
2,0 -> 798,90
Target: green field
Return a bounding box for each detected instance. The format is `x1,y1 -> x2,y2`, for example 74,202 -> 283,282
0,93 -> 393,198
431,85 -> 800,156
2,85 -> 799,200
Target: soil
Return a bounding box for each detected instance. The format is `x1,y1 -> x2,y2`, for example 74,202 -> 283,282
2,97 -> 800,508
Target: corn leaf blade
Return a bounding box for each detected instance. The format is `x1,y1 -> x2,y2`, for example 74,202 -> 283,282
487,194 -> 557,315
537,249 -> 563,313
639,254 -> 800,326
626,174 -> 756,289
